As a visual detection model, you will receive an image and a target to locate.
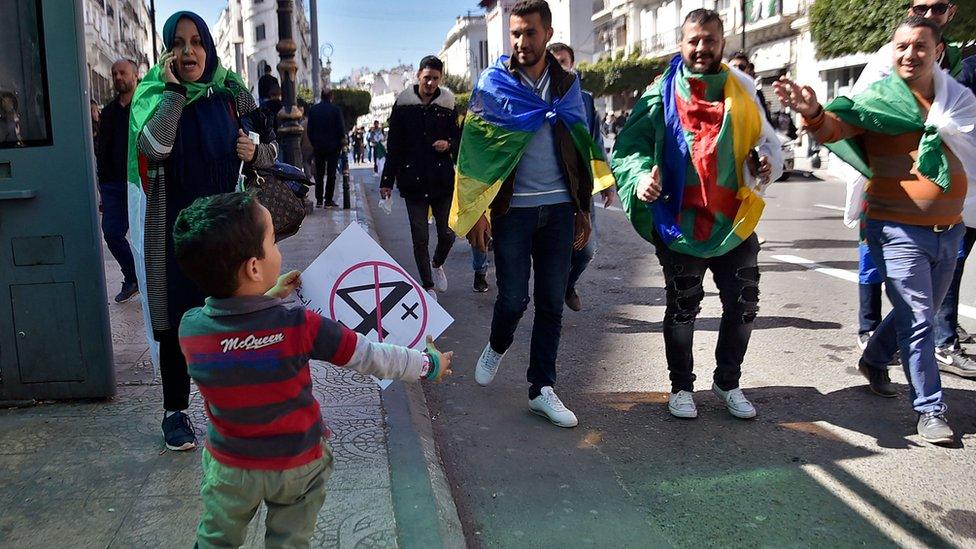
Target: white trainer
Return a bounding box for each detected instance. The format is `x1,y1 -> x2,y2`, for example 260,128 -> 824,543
712,383 -> 757,419
529,387 -> 578,428
668,391 -> 698,419
426,288 -> 438,302
432,264 -> 448,292
474,343 -> 505,386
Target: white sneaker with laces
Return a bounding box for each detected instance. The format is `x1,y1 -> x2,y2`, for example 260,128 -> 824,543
474,343 -> 505,386
432,264 -> 448,292
668,391 -> 698,418
426,288 -> 438,302
529,387 -> 578,428
712,383 -> 757,419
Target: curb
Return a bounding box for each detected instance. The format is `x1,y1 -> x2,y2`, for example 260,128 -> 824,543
352,173 -> 466,549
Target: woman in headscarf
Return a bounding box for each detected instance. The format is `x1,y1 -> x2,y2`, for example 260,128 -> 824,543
127,11 -> 278,451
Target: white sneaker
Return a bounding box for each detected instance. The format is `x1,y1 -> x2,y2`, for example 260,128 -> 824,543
426,288 -> 438,302
474,343 -> 505,386
432,264 -> 448,292
712,383 -> 757,419
529,387 -> 578,428
668,391 -> 698,419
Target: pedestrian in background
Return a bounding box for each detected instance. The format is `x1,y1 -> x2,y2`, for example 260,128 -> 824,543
257,64 -> 279,106
96,59 -> 140,303
547,42 -> 616,312
367,120 -> 386,174
307,88 -> 346,208
380,55 -> 459,301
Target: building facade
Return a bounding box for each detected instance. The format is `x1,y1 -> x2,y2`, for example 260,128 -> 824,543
83,0 -> 155,105
440,14 -> 489,87
479,0 -> 595,65
214,0 -> 314,98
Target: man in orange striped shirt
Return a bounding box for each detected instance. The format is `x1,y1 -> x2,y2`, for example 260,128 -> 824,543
775,16 -> 976,445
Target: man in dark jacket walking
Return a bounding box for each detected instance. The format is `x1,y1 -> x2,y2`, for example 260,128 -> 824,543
380,55 -> 460,299
96,59 -> 139,303
307,89 -> 346,208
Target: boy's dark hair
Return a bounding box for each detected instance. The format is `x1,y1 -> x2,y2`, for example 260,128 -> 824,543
895,14 -> 943,43
173,192 -> 267,298
511,0 -> 552,28
321,88 -> 333,101
418,55 -> 444,73
683,8 -> 724,36
729,51 -> 749,63
264,65 -> 272,74
548,42 -> 574,64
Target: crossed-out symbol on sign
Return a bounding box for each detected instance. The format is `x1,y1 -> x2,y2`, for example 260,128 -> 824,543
329,261 -> 428,348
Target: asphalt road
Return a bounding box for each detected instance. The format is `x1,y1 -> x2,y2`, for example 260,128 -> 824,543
361,166 -> 976,548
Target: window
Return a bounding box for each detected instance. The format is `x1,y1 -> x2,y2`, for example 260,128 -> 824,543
1,0 -> 53,148
823,65 -> 865,101
256,23 -> 266,41
106,2 -> 113,18
479,40 -> 488,70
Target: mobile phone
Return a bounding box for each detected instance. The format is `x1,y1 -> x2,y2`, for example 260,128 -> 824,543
747,149 -> 760,173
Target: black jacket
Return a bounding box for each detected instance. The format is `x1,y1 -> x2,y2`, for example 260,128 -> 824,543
96,96 -> 130,184
381,86 -> 460,200
490,54 -> 594,215
307,99 -> 346,153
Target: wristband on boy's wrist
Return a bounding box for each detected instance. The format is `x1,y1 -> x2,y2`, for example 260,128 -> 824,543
423,350 -> 441,381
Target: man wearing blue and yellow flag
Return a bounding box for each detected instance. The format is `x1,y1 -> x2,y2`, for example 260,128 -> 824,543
452,0 -> 614,428
612,9 -> 782,421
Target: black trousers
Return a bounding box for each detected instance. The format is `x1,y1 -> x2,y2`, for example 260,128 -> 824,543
156,329 -> 190,411
404,194 -> 455,289
313,148 -> 339,203
652,233 -> 761,393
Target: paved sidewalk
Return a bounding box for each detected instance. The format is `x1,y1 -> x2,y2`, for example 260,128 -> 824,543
0,170 -> 445,548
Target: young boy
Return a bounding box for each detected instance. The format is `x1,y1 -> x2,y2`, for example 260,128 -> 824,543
173,192 -> 452,548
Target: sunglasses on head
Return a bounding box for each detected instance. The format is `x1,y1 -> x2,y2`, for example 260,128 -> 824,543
911,2 -> 951,15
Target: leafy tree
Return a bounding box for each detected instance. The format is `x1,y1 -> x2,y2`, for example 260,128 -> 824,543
576,56 -> 666,97
442,73 -> 473,94
331,88 -> 371,131
297,85 -> 313,106
810,0 -> 976,59
455,92 -> 472,117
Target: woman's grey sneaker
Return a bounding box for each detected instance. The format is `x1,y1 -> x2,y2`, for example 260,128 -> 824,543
162,411 -> 197,451
935,346 -> 976,378
474,343 -> 505,386
115,281 -> 139,303
528,387 -> 578,428
712,383 -> 757,419
426,288 -> 438,302
473,272 -> 489,293
432,264 -> 448,292
857,359 -> 898,397
917,410 -> 954,445
668,390 -> 698,418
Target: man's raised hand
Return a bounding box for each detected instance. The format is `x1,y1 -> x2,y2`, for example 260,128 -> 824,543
773,77 -> 822,118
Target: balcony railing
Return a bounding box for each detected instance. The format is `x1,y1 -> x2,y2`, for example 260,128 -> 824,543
641,27 -> 681,56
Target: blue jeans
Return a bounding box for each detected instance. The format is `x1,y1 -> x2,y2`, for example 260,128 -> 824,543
858,243 -> 883,335
567,202 -> 597,293
99,182 -> 136,284
489,203 -> 575,398
862,219 -> 963,414
933,226 -> 976,348
472,247 -> 489,275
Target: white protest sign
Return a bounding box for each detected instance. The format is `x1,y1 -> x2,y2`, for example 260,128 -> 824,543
295,222 -> 454,388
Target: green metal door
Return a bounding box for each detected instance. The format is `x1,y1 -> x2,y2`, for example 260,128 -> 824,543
0,0 -> 114,399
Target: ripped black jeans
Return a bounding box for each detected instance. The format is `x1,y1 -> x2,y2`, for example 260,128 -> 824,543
652,233 -> 761,393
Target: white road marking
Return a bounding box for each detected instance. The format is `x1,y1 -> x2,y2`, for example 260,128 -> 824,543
813,203 -> 845,212
770,254 -> 976,320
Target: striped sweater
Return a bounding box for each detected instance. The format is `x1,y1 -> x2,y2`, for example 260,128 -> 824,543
179,295 -> 424,470
806,92 -> 966,227
137,84 -> 279,332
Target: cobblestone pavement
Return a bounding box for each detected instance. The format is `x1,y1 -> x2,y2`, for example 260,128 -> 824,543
0,172 -> 407,548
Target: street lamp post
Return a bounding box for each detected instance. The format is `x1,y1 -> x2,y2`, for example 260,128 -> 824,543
310,0 -> 321,101
276,0 -> 304,167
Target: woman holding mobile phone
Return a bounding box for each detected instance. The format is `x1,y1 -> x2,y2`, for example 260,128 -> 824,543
127,11 -> 279,452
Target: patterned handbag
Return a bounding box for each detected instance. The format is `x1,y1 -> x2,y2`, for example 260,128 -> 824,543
246,162 -> 310,241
